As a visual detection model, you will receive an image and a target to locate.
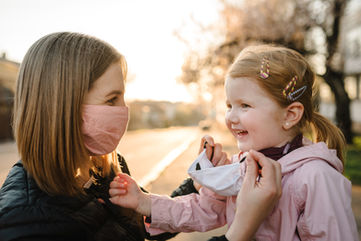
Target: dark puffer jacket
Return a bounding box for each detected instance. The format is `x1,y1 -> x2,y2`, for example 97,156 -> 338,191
0,155 -> 198,241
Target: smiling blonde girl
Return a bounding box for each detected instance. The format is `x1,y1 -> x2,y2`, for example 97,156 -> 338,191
110,44 -> 359,241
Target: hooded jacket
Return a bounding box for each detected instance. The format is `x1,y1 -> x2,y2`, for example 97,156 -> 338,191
147,140 -> 359,240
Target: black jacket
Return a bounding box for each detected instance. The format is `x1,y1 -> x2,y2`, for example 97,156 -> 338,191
0,155 -> 201,241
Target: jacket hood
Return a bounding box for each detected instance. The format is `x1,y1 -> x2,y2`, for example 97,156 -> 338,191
278,138 -> 343,175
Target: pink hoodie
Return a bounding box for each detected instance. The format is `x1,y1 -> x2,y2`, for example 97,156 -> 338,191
147,140 -> 359,240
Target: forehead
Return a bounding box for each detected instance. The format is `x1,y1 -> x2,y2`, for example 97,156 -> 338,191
225,77 -> 278,105
91,63 -> 125,93
225,77 -> 263,96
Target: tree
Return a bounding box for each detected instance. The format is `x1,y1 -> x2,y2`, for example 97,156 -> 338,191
179,0 -> 353,142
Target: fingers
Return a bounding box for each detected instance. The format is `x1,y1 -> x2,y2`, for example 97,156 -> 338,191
199,135 -> 215,154
210,143 -> 221,164
248,150 -> 274,179
115,172 -> 132,182
109,177 -> 127,188
214,152 -> 230,166
249,150 -> 282,198
109,181 -> 127,196
205,144 -> 215,162
109,187 -> 127,196
199,135 -> 230,167
109,173 -> 130,197
243,154 -> 259,186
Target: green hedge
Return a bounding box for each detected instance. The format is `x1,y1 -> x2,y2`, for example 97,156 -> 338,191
344,136 -> 361,186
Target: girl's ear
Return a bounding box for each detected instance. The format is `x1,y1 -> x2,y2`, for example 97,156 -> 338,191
282,102 -> 304,130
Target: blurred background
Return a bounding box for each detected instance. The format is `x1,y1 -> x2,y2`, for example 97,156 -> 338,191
1,0 -> 361,239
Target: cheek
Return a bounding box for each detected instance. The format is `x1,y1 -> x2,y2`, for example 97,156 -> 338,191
224,112 -> 232,128
224,112 -> 230,124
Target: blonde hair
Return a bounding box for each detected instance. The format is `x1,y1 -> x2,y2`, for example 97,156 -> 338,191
13,32 -> 126,196
227,44 -> 345,163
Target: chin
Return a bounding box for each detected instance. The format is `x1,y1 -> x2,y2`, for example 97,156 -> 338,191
237,141 -> 251,152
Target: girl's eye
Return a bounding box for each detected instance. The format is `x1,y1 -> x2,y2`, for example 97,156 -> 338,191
241,103 -> 250,108
107,97 -> 117,105
226,103 -> 232,109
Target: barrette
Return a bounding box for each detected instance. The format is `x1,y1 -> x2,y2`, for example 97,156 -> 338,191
287,86 -> 307,101
259,57 -> 270,79
283,75 -> 307,101
283,76 -> 297,97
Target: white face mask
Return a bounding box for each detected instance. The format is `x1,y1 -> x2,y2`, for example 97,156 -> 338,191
187,150 -> 245,196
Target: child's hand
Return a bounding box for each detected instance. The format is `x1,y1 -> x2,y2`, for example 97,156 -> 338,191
193,135 -> 231,192
199,135 -> 231,167
109,173 -> 151,216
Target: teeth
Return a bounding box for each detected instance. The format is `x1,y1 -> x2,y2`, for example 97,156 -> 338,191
232,127 -> 247,135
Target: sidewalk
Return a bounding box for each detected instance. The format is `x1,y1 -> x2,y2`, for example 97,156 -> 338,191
145,126 -> 361,240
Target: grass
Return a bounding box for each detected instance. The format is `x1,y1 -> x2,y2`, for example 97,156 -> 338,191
344,136 -> 361,186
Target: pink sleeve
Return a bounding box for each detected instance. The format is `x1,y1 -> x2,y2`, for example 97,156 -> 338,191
295,161 -> 359,240
146,187 -> 227,235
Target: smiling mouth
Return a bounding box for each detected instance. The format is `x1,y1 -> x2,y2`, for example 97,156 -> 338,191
235,130 -> 248,136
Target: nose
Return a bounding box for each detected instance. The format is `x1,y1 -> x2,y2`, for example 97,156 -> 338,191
118,96 -> 126,107
226,108 -> 240,125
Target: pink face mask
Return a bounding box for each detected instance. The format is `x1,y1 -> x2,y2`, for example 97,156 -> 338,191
81,105 -> 129,156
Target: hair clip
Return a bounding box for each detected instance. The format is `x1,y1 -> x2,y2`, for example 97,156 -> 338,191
283,76 -> 297,98
259,57 -> 270,79
283,75 -> 307,101
287,86 -> 307,101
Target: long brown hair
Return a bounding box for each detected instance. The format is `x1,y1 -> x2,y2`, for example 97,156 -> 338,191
13,32 -> 126,196
227,44 -> 345,163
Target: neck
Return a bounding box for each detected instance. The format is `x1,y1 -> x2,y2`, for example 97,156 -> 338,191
258,134 -> 303,161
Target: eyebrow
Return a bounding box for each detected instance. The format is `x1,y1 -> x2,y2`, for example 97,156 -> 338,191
105,90 -> 123,97
226,98 -> 245,104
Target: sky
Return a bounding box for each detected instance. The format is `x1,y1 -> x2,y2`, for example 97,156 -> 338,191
0,0 -> 221,103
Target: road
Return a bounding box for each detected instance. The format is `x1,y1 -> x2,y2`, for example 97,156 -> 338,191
117,126 -> 200,186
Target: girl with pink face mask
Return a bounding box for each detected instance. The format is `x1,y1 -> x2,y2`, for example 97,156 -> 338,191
0,32 -> 281,241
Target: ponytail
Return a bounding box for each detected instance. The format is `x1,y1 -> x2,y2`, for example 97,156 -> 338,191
310,111 -> 346,164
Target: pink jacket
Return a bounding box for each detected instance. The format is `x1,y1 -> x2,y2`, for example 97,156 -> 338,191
147,141 -> 359,240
